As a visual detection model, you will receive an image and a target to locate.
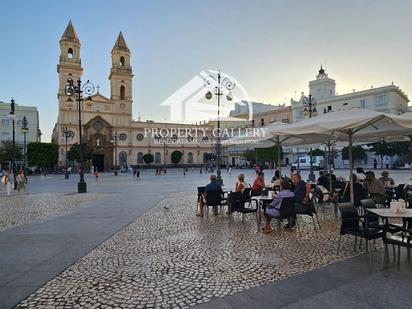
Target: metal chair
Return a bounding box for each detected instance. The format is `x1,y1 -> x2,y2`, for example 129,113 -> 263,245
337,203 -> 383,260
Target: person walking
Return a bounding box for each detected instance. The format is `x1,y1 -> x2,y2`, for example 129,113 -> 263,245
136,168 -> 140,180
94,169 -> 99,181
133,168 -> 136,178
4,170 -> 14,196
16,169 -> 28,194
385,158 -> 389,169
373,158 -> 378,169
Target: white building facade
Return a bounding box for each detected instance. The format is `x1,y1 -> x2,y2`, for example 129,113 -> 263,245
291,67 -> 409,122
0,101 -> 41,144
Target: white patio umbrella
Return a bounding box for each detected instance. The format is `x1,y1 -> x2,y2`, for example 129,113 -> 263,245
266,109 -> 412,203
225,122 -> 333,176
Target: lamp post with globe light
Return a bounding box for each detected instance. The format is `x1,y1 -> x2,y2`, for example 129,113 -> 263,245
204,71 -> 235,185
302,93 -> 318,182
65,79 -> 95,193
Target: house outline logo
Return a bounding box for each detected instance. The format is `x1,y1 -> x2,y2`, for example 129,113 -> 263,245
160,69 -> 253,124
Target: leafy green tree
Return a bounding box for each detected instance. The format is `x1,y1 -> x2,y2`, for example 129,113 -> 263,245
67,143 -> 93,162
369,141 -> 411,168
143,153 -> 154,164
243,150 -> 256,163
255,145 -> 283,165
171,150 -> 183,164
0,140 -> 23,165
310,148 -> 325,157
341,145 -> 366,163
27,142 -> 58,168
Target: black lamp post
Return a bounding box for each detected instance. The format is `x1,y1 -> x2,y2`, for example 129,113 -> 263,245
302,94 -> 318,182
204,71 -> 235,185
65,79 -> 95,193
21,115 -> 29,172
62,127 -> 72,179
111,132 -> 118,176
9,99 -> 17,189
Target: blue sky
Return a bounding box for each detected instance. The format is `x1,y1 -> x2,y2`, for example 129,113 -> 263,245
1,0 -> 411,141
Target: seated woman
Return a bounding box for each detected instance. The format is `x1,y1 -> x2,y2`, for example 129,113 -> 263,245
269,170 -> 281,189
252,172 -> 265,195
261,179 -> 295,234
235,173 -> 247,193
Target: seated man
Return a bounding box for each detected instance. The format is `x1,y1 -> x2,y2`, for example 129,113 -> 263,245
342,175 -> 365,207
379,170 -> 395,188
252,172 -> 265,195
364,171 -> 387,205
261,179 -> 295,234
288,174 -> 311,228
197,174 -> 222,217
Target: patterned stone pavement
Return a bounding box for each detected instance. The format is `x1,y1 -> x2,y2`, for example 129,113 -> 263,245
0,193 -> 110,232
16,193 -> 372,309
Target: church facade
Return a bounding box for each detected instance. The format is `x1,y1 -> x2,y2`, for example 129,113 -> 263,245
52,21 -> 214,171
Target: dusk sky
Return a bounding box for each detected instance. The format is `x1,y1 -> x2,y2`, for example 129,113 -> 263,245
1,0 -> 411,141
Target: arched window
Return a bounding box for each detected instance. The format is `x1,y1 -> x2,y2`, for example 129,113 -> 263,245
155,152 -> 161,164
120,85 -> 125,100
188,152 -> 193,164
137,152 -> 144,164
119,151 -> 127,166
203,153 -> 208,163
68,48 -> 73,59
120,56 -> 125,66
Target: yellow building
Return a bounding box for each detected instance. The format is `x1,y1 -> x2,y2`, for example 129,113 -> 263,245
52,21 -> 213,171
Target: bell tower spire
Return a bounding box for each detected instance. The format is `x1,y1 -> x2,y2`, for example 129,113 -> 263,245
57,20 -> 83,103
109,32 -> 133,118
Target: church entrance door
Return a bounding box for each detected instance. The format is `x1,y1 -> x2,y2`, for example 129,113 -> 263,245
92,154 -> 105,172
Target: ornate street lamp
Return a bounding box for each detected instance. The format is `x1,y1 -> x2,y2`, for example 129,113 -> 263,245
204,70 -> 235,185
302,93 -> 317,182
111,132 -> 118,176
21,115 -> 29,171
8,98 -> 17,189
65,79 -> 95,193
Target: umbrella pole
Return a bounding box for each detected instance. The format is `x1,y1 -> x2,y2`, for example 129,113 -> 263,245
348,131 -> 354,205
327,141 -> 333,194
276,136 -> 281,176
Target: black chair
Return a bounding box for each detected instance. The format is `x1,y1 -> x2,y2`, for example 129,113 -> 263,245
197,186 -> 206,205
264,196 -> 300,236
295,197 -> 320,230
383,224 -> 412,267
393,184 -> 405,203
359,199 -> 380,228
337,203 -> 383,258
228,191 -> 258,223
242,188 -> 252,203
204,190 -> 225,216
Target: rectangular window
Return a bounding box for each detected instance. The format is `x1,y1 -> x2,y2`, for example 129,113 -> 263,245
1,115 -> 9,125
260,118 -> 264,126
360,99 -> 366,108
375,94 -> 387,107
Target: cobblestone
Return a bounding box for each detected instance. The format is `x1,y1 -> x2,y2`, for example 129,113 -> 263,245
0,193 -> 111,232
17,192 -> 372,308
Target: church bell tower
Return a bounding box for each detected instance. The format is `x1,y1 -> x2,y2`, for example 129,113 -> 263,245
109,32 -> 133,121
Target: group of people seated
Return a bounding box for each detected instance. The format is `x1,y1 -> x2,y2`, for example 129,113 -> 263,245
197,171 -> 313,234
316,167 -> 396,207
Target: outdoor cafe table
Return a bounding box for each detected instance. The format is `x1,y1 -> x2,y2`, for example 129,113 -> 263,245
367,208 -> 412,224
252,195 -> 274,232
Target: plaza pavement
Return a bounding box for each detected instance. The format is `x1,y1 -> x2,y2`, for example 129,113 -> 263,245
0,168 -> 411,308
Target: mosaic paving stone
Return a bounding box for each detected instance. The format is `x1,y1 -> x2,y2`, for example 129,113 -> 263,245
16,193 -> 377,308
0,193 -> 111,232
